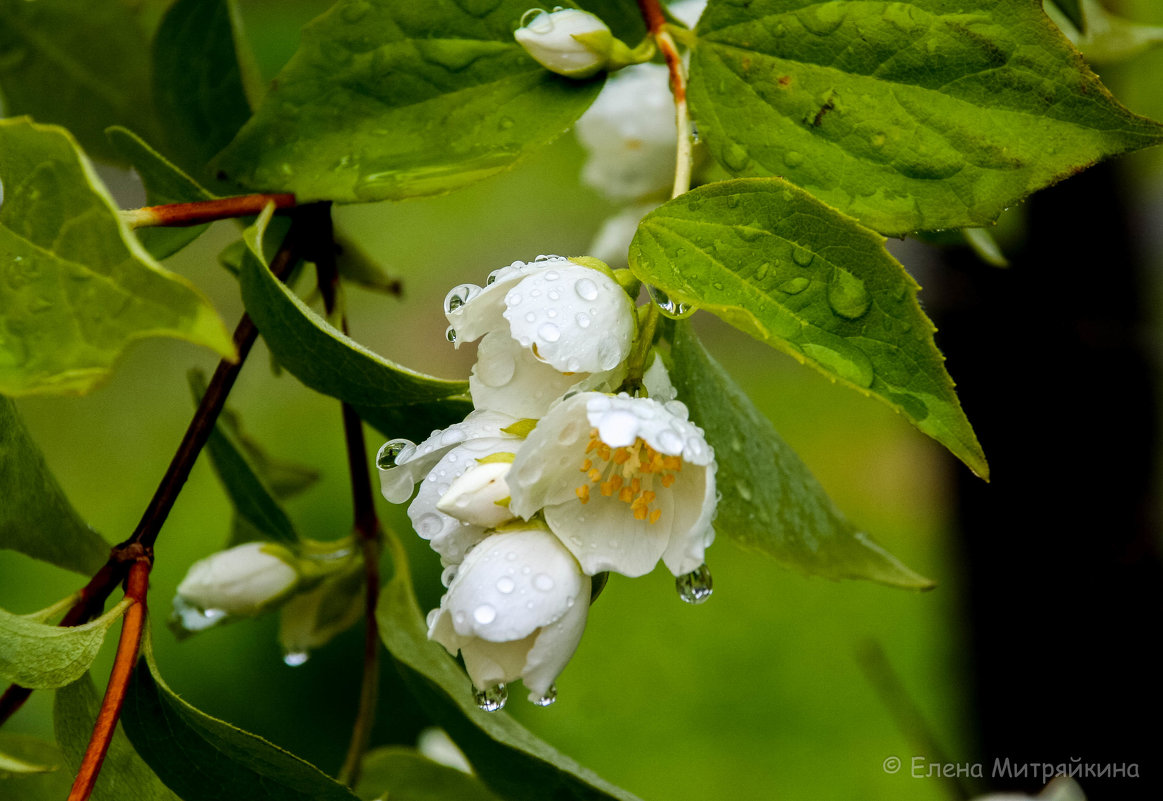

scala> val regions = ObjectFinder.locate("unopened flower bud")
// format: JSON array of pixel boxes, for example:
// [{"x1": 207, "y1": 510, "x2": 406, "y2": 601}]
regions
[
  {"x1": 514, "y1": 8, "x2": 615, "y2": 78},
  {"x1": 173, "y1": 542, "x2": 300, "y2": 632},
  {"x1": 436, "y1": 460, "x2": 516, "y2": 529}
]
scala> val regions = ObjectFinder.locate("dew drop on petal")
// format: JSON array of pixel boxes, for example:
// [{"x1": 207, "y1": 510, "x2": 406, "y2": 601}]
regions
[
  {"x1": 473, "y1": 603, "x2": 497, "y2": 625},
  {"x1": 525, "y1": 311, "x2": 537, "y2": 323},
  {"x1": 655, "y1": 428, "x2": 684, "y2": 454},
  {"x1": 473, "y1": 683, "x2": 508, "y2": 712},
  {"x1": 376, "y1": 438, "x2": 415, "y2": 469},
  {"x1": 506, "y1": 293, "x2": 523, "y2": 307},
  {"x1": 574, "y1": 277, "x2": 599, "y2": 301},
  {"x1": 676, "y1": 564, "x2": 713, "y2": 604},
  {"x1": 533, "y1": 573, "x2": 555, "y2": 592},
  {"x1": 545, "y1": 270, "x2": 559, "y2": 281},
  {"x1": 537, "y1": 322, "x2": 561, "y2": 343},
  {"x1": 532, "y1": 684, "x2": 558, "y2": 707},
  {"x1": 415, "y1": 514, "x2": 444, "y2": 538},
  {"x1": 496, "y1": 576, "x2": 516, "y2": 594},
  {"x1": 445, "y1": 326, "x2": 458, "y2": 343},
  {"x1": 441, "y1": 564, "x2": 458, "y2": 587},
  {"x1": 426, "y1": 608, "x2": 442, "y2": 628},
  {"x1": 575, "y1": 311, "x2": 591, "y2": 328},
  {"x1": 443, "y1": 283, "x2": 480, "y2": 313},
  {"x1": 283, "y1": 650, "x2": 310, "y2": 667},
  {"x1": 598, "y1": 409, "x2": 639, "y2": 448}
]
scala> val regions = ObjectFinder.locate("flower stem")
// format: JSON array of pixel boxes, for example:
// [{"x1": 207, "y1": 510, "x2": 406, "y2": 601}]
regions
[
  {"x1": 120, "y1": 193, "x2": 297, "y2": 228},
  {"x1": 66, "y1": 558, "x2": 151, "y2": 801},
  {"x1": 637, "y1": 0, "x2": 693, "y2": 199}
]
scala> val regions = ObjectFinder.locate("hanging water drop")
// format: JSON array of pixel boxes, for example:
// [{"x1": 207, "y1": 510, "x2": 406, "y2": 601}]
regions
[
  {"x1": 376, "y1": 438, "x2": 415, "y2": 469},
  {"x1": 283, "y1": 650, "x2": 310, "y2": 667},
  {"x1": 647, "y1": 285, "x2": 696, "y2": 319},
  {"x1": 443, "y1": 283, "x2": 480, "y2": 313},
  {"x1": 676, "y1": 564, "x2": 713, "y2": 604},
  {"x1": 532, "y1": 684, "x2": 558, "y2": 707},
  {"x1": 473, "y1": 683, "x2": 508, "y2": 712},
  {"x1": 445, "y1": 325, "x2": 458, "y2": 343}
]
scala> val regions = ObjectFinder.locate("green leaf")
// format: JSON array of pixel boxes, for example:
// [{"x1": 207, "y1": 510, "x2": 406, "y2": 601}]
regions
[
  {"x1": 0, "y1": 396, "x2": 109, "y2": 574},
  {"x1": 335, "y1": 233, "x2": 403, "y2": 296},
  {"x1": 0, "y1": 733, "x2": 70, "y2": 799},
  {"x1": 1049, "y1": 0, "x2": 1163, "y2": 64},
  {"x1": 667, "y1": 322, "x2": 933, "y2": 588},
  {"x1": 0, "y1": 0, "x2": 162, "y2": 164},
  {"x1": 688, "y1": 0, "x2": 1163, "y2": 234},
  {"x1": 355, "y1": 747, "x2": 502, "y2": 801},
  {"x1": 152, "y1": 0, "x2": 257, "y2": 180},
  {"x1": 238, "y1": 207, "x2": 473, "y2": 440},
  {"x1": 0, "y1": 118, "x2": 236, "y2": 396},
  {"x1": 1049, "y1": 0, "x2": 1085, "y2": 33},
  {"x1": 55, "y1": 674, "x2": 182, "y2": 801},
  {"x1": 629, "y1": 178, "x2": 987, "y2": 477},
  {"x1": 376, "y1": 530, "x2": 641, "y2": 801},
  {"x1": 189, "y1": 370, "x2": 304, "y2": 547},
  {"x1": 0, "y1": 599, "x2": 129, "y2": 689},
  {"x1": 215, "y1": 0, "x2": 604, "y2": 202},
  {"x1": 121, "y1": 646, "x2": 361, "y2": 801},
  {"x1": 106, "y1": 127, "x2": 216, "y2": 261}
]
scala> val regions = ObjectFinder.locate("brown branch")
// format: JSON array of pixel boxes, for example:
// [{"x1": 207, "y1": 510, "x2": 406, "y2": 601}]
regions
[
  {"x1": 121, "y1": 193, "x2": 297, "y2": 228},
  {"x1": 66, "y1": 558, "x2": 151, "y2": 801}
]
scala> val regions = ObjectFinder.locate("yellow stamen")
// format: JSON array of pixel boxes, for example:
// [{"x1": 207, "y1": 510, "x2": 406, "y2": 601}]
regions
[{"x1": 573, "y1": 428, "x2": 685, "y2": 525}]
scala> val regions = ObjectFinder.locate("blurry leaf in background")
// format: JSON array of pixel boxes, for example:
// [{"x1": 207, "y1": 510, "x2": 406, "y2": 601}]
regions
[
  {"x1": 689, "y1": 0, "x2": 1163, "y2": 234},
  {"x1": 630, "y1": 178, "x2": 987, "y2": 478},
  {"x1": 152, "y1": 0, "x2": 260, "y2": 183},
  {"x1": 0, "y1": 733, "x2": 70, "y2": 799},
  {"x1": 122, "y1": 645, "x2": 360, "y2": 801},
  {"x1": 1048, "y1": 0, "x2": 1163, "y2": 64},
  {"x1": 334, "y1": 232, "x2": 403, "y2": 297},
  {"x1": 376, "y1": 530, "x2": 642, "y2": 801},
  {"x1": 0, "y1": 118, "x2": 235, "y2": 396},
  {"x1": 55, "y1": 674, "x2": 182, "y2": 801},
  {"x1": 238, "y1": 207, "x2": 473, "y2": 441},
  {"x1": 354, "y1": 746, "x2": 502, "y2": 801},
  {"x1": 215, "y1": 0, "x2": 604, "y2": 202},
  {"x1": 668, "y1": 323, "x2": 933, "y2": 588},
  {"x1": 1048, "y1": 0, "x2": 1086, "y2": 32},
  {"x1": 278, "y1": 558, "x2": 364, "y2": 661},
  {"x1": 0, "y1": 598, "x2": 129, "y2": 689},
  {"x1": 106, "y1": 127, "x2": 216, "y2": 261},
  {"x1": 0, "y1": 0, "x2": 164, "y2": 164},
  {"x1": 0, "y1": 397, "x2": 109, "y2": 575}
]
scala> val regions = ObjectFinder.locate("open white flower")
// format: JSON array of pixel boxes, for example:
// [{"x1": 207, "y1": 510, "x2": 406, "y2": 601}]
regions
[
  {"x1": 428, "y1": 526, "x2": 590, "y2": 704},
  {"x1": 444, "y1": 257, "x2": 635, "y2": 418},
  {"x1": 514, "y1": 8, "x2": 614, "y2": 78},
  {"x1": 508, "y1": 392, "x2": 716, "y2": 577},
  {"x1": 172, "y1": 542, "x2": 301, "y2": 632}
]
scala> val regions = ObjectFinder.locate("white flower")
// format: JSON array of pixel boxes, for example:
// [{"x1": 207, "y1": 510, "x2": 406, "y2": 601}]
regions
[
  {"x1": 508, "y1": 392, "x2": 716, "y2": 577},
  {"x1": 575, "y1": 63, "x2": 677, "y2": 202},
  {"x1": 444, "y1": 257, "x2": 635, "y2": 418},
  {"x1": 436, "y1": 459, "x2": 515, "y2": 529},
  {"x1": 514, "y1": 8, "x2": 614, "y2": 78},
  {"x1": 172, "y1": 542, "x2": 300, "y2": 631},
  {"x1": 587, "y1": 201, "x2": 661, "y2": 268},
  {"x1": 669, "y1": 0, "x2": 708, "y2": 28},
  {"x1": 428, "y1": 527, "x2": 590, "y2": 703}
]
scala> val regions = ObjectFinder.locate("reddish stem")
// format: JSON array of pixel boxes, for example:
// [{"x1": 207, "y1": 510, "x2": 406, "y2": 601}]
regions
[
  {"x1": 124, "y1": 193, "x2": 296, "y2": 228},
  {"x1": 66, "y1": 559, "x2": 151, "y2": 801}
]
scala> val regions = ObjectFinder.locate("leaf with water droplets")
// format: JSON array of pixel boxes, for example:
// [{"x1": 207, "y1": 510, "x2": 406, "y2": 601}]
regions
[
  {"x1": 0, "y1": 118, "x2": 236, "y2": 396},
  {"x1": 215, "y1": 0, "x2": 603, "y2": 202},
  {"x1": 688, "y1": 0, "x2": 1163, "y2": 234},
  {"x1": 376, "y1": 529, "x2": 643, "y2": 801},
  {"x1": 238, "y1": 207, "x2": 472, "y2": 440},
  {"x1": 667, "y1": 322, "x2": 933, "y2": 588},
  {"x1": 0, "y1": 600, "x2": 129, "y2": 689},
  {"x1": 630, "y1": 178, "x2": 987, "y2": 478},
  {"x1": 120, "y1": 644, "x2": 360, "y2": 801},
  {"x1": 0, "y1": 396, "x2": 110, "y2": 574}
]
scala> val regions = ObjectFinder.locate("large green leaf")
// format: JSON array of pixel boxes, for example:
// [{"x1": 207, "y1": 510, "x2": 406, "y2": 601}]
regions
[
  {"x1": 630, "y1": 178, "x2": 987, "y2": 477},
  {"x1": 238, "y1": 208, "x2": 472, "y2": 440},
  {"x1": 0, "y1": 396, "x2": 109, "y2": 575},
  {"x1": 121, "y1": 647, "x2": 360, "y2": 801},
  {"x1": 0, "y1": 118, "x2": 235, "y2": 396},
  {"x1": 55, "y1": 674, "x2": 182, "y2": 801},
  {"x1": 106, "y1": 127, "x2": 216, "y2": 261},
  {"x1": 1049, "y1": 0, "x2": 1163, "y2": 64},
  {"x1": 355, "y1": 747, "x2": 502, "y2": 801},
  {"x1": 152, "y1": 0, "x2": 257, "y2": 180},
  {"x1": 0, "y1": 0, "x2": 162, "y2": 164},
  {"x1": 215, "y1": 0, "x2": 603, "y2": 202},
  {"x1": 688, "y1": 0, "x2": 1163, "y2": 234},
  {"x1": 0, "y1": 733, "x2": 70, "y2": 799},
  {"x1": 0, "y1": 599, "x2": 129, "y2": 689},
  {"x1": 376, "y1": 530, "x2": 641, "y2": 801},
  {"x1": 667, "y1": 322, "x2": 932, "y2": 588}
]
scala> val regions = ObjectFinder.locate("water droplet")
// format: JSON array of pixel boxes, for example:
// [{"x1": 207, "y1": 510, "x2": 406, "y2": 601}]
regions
[
  {"x1": 533, "y1": 573, "x2": 555, "y2": 592},
  {"x1": 573, "y1": 276, "x2": 599, "y2": 301},
  {"x1": 689, "y1": 122, "x2": 702, "y2": 145},
  {"x1": 735, "y1": 480, "x2": 753, "y2": 501},
  {"x1": 791, "y1": 246, "x2": 815, "y2": 267},
  {"x1": 544, "y1": 270, "x2": 560, "y2": 281},
  {"x1": 473, "y1": 683, "x2": 508, "y2": 712},
  {"x1": 574, "y1": 311, "x2": 591, "y2": 329},
  {"x1": 444, "y1": 283, "x2": 480, "y2": 313},
  {"x1": 534, "y1": 254, "x2": 561, "y2": 262},
  {"x1": 779, "y1": 276, "x2": 810, "y2": 295},
  {"x1": 784, "y1": 150, "x2": 805, "y2": 168},
  {"x1": 416, "y1": 513, "x2": 445, "y2": 538},
  {"x1": 441, "y1": 565, "x2": 458, "y2": 587},
  {"x1": 532, "y1": 684, "x2": 558, "y2": 707},
  {"x1": 655, "y1": 428, "x2": 684, "y2": 454},
  {"x1": 445, "y1": 326, "x2": 458, "y2": 343},
  {"x1": 537, "y1": 322, "x2": 561, "y2": 343},
  {"x1": 376, "y1": 438, "x2": 415, "y2": 469},
  {"x1": 676, "y1": 564, "x2": 713, "y2": 604},
  {"x1": 283, "y1": 650, "x2": 310, "y2": 667},
  {"x1": 498, "y1": 116, "x2": 515, "y2": 130},
  {"x1": 496, "y1": 576, "x2": 516, "y2": 594},
  {"x1": 473, "y1": 604, "x2": 497, "y2": 625},
  {"x1": 476, "y1": 351, "x2": 515, "y2": 387},
  {"x1": 506, "y1": 292, "x2": 522, "y2": 307},
  {"x1": 647, "y1": 285, "x2": 696, "y2": 319},
  {"x1": 722, "y1": 143, "x2": 751, "y2": 172},
  {"x1": 755, "y1": 262, "x2": 771, "y2": 280},
  {"x1": 827, "y1": 268, "x2": 871, "y2": 319}
]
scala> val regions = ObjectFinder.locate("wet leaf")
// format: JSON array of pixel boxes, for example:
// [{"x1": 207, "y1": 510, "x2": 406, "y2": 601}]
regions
[
  {"x1": 689, "y1": 0, "x2": 1163, "y2": 234},
  {"x1": 0, "y1": 118, "x2": 235, "y2": 396},
  {"x1": 0, "y1": 396, "x2": 109, "y2": 575},
  {"x1": 629, "y1": 178, "x2": 987, "y2": 477},
  {"x1": 0, "y1": 599, "x2": 129, "y2": 689},
  {"x1": 667, "y1": 322, "x2": 933, "y2": 588},
  {"x1": 215, "y1": 0, "x2": 603, "y2": 202}
]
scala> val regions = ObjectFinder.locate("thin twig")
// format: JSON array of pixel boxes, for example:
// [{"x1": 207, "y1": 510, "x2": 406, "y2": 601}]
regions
[
  {"x1": 66, "y1": 558, "x2": 151, "y2": 801},
  {"x1": 637, "y1": 0, "x2": 693, "y2": 199},
  {"x1": 121, "y1": 193, "x2": 297, "y2": 228}
]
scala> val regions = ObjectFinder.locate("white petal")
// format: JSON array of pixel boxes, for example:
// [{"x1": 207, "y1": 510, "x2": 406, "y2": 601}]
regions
[
  {"x1": 458, "y1": 632, "x2": 538, "y2": 691},
  {"x1": 441, "y1": 529, "x2": 585, "y2": 643},
  {"x1": 508, "y1": 393, "x2": 596, "y2": 518},
  {"x1": 587, "y1": 203, "x2": 660, "y2": 269},
  {"x1": 585, "y1": 394, "x2": 714, "y2": 465},
  {"x1": 502, "y1": 264, "x2": 634, "y2": 374},
  {"x1": 642, "y1": 353, "x2": 677, "y2": 402},
  {"x1": 545, "y1": 500, "x2": 670, "y2": 577},
  {"x1": 469, "y1": 331, "x2": 581, "y2": 418},
  {"x1": 660, "y1": 459, "x2": 718, "y2": 576},
  {"x1": 175, "y1": 543, "x2": 300, "y2": 616},
  {"x1": 436, "y1": 461, "x2": 515, "y2": 529},
  {"x1": 520, "y1": 580, "x2": 589, "y2": 700},
  {"x1": 444, "y1": 261, "x2": 536, "y2": 342}
]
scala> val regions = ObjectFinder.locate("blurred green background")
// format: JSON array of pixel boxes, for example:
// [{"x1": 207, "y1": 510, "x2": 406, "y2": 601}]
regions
[{"x1": 4, "y1": 1, "x2": 1163, "y2": 799}]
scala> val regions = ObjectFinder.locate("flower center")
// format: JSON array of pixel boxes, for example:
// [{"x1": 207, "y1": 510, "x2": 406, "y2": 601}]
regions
[{"x1": 574, "y1": 429, "x2": 682, "y2": 523}]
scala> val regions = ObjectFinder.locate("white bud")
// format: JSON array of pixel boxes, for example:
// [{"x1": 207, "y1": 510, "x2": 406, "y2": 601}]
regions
[
  {"x1": 174, "y1": 542, "x2": 300, "y2": 622},
  {"x1": 514, "y1": 8, "x2": 613, "y2": 78},
  {"x1": 436, "y1": 460, "x2": 516, "y2": 529}
]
